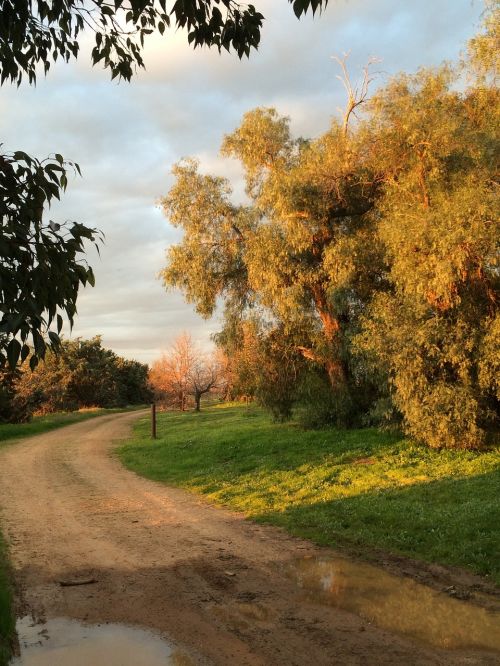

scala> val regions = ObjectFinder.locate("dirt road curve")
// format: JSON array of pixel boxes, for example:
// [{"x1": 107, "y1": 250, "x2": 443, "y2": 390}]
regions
[{"x1": 0, "y1": 412, "x2": 496, "y2": 665}]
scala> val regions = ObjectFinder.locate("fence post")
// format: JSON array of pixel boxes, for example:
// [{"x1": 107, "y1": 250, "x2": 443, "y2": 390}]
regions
[{"x1": 151, "y1": 403, "x2": 157, "y2": 439}]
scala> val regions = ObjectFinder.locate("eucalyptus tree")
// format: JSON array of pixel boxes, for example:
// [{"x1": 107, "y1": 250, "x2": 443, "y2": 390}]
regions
[
  {"x1": 356, "y1": 5, "x2": 499, "y2": 449},
  {"x1": 161, "y1": 4, "x2": 499, "y2": 445},
  {"x1": 161, "y1": 105, "x2": 384, "y2": 421},
  {"x1": 0, "y1": 151, "x2": 100, "y2": 371},
  {"x1": 1, "y1": 0, "x2": 328, "y2": 85}
]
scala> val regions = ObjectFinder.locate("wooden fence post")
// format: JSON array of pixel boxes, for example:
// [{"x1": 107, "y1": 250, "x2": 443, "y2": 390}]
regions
[{"x1": 151, "y1": 403, "x2": 157, "y2": 439}]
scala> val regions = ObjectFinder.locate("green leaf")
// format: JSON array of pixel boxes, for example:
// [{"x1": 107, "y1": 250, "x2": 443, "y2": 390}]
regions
[
  {"x1": 7, "y1": 338, "x2": 21, "y2": 369},
  {"x1": 48, "y1": 331, "x2": 60, "y2": 347}
]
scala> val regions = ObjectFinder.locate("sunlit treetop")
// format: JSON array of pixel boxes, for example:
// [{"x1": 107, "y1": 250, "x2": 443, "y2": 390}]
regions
[{"x1": 467, "y1": 0, "x2": 499, "y2": 82}]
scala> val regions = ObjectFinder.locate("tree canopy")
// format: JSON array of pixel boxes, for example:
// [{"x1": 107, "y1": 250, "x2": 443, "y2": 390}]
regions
[
  {"x1": 1, "y1": 0, "x2": 329, "y2": 85},
  {"x1": 161, "y1": 5, "x2": 499, "y2": 448},
  {"x1": 161, "y1": 100, "x2": 386, "y2": 423},
  {"x1": 0, "y1": 151, "x2": 101, "y2": 371},
  {"x1": 4, "y1": 335, "x2": 151, "y2": 421}
]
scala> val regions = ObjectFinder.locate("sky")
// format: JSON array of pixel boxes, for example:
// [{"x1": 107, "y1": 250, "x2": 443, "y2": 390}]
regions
[{"x1": 0, "y1": 0, "x2": 484, "y2": 365}]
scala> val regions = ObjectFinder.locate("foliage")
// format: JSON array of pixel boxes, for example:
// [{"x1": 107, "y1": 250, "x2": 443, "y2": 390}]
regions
[
  {"x1": 0, "y1": 0, "x2": 328, "y2": 383},
  {"x1": 0, "y1": 368, "x2": 35, "y2": 424},
  {"x1": 161, "y1": 16, "x2": 499, "y2": 447},
  {"x1": 214, "y1": 318, "x2": 307, "y2": 418},
  {"x1": 0, "y1": 0, "x2": 328, "y2": 85},
  {"x1": 0, "y1": 151, "x2": 100, "y2": 370},
  {"x1": 295, "y1": 371, "x2": 353, "y2": 429},
  {"x1": 467, "y1": 0, "x2": 499, "y2": 83},
  {"x1": 356, "y1": 60, "x2": 499, "y2": 449},
  {"x1": 149, "y1": 332, "x2": 222, "y2": 411},
  {"x1": 119, "y1": 404, "x2": 500, "y2": 583},
  {"x1": 116, "y1": 357, "x2": 152, "y2": 405},
  {"x1": 161, "y1": 106, "x2": 384, "y2": 422},
  {"x1": 11, "y1": 336, "x2": 151, "y2": 420},
  {"x1": 249, "y1": 326, "x2": 305, "y2": 421}
]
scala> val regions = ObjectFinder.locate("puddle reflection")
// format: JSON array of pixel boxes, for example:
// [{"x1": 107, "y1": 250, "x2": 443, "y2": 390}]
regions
[
  {"x1": 11, "y1": 616, "x2": 193, "y2": 665},
  {"x1": 286, "y1": 556, "x2": 500, "y2": 652}
]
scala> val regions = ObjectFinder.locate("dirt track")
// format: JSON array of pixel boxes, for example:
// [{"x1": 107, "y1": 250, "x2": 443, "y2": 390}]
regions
[{"x1": 0, "y1": 411, "x2": 498, "y2": 665}]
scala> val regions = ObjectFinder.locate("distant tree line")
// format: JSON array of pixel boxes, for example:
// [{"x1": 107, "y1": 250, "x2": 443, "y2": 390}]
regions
[
  {"x1": 160, "y1": 5, "x2": 499, "y2": 449},
  {"x1": 0, "y1": 336, "x2": 152, "y2": 423}
]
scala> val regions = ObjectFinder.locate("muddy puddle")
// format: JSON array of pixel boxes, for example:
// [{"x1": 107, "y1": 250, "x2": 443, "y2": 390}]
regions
[
  {"x1": 11, "y1": 616, "x2": 194, "y2": 665},
  {"x1": 286, "y1": 556, "x2": 500, "y2": 653}
]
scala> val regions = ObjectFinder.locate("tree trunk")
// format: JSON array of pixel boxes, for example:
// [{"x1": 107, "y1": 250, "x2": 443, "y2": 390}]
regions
[
  {"x1": 194, "y1": 393, "x2": 201, "y2": 412},
  {"x1": 325, "y1": 358, "x2": 346, "y2": 389},
  {"x1": 310, "y1": 283, "x2": 347, "y2": 389}
]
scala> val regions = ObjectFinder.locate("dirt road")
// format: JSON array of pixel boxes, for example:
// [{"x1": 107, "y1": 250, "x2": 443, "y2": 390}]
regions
[{"x1": 0, "y1": 411, "x2": 497, "y2": 665}]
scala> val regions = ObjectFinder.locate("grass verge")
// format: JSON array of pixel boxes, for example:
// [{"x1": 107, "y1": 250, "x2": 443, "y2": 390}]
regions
[
  {"x1": 118, "y1": 404, "x2": 500, "y2": 584},
  {"x1": 0, "y1": 535, "x2": 14, "y2": 666},
  {"x1": 0, "y1": 405, "x2": 146, "y2": 449}
]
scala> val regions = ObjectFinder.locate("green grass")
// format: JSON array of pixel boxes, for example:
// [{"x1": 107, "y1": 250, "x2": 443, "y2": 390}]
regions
[
  {"x1": 118, "y1": 404, "x2": 500, "y2": 584},
  {"x1": 0, "y1": 535, "x2": 14, "y2": 666},
  {"x1": 0, "y1": 405, "x2": 146, "y2": 449}
]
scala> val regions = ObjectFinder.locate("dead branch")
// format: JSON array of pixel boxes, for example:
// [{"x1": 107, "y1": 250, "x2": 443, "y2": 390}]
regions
[{"x1": 332, "y1": 52, "x2": 381, "y2": 136}]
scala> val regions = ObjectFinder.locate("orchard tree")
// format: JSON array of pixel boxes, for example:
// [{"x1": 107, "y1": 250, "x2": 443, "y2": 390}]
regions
[
  {"x1": 149, "y1": 332, "x2": 194, "y2": 410},
  {"x1": 189, "y1": 355, "x2": 221, "y2": 411},
  {"x1": 149, "y1": 333, "x2": 222, "y2": 411},
  {"x1": 0, "y1": 0, "x2": 329, "y2": 370}
]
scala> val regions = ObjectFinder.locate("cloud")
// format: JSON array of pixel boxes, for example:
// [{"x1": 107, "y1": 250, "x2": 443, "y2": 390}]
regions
[{"x1": 0, "y1": 0, "x2": 483, "y2": 364}]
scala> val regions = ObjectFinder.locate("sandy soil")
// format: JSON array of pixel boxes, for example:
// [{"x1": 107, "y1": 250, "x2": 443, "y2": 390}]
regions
[{"x1": 0, "y1": 411, "x2": 498, "y2": 665}]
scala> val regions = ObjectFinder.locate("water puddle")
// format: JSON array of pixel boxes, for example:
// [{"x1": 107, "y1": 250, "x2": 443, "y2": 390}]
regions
[
  {"x1": 11, "y1": 616, "x2": 193, "y2": 665},
  {"x1": 285, "y1": 556, "x2": 500, "y2": 653}
]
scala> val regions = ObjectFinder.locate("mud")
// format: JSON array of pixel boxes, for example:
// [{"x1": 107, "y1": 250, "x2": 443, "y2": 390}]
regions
[
  {"x1": 0, "y1": 411, "x2": 499, "y2": 665},
  {"x1": 285, "y1": 555, "x2": 500, "y2": 652}
]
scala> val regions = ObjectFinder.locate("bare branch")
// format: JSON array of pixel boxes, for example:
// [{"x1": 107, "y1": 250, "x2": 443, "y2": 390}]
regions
[{"x1": 332, "y1": 52, "x2": 381, "y2": 136}]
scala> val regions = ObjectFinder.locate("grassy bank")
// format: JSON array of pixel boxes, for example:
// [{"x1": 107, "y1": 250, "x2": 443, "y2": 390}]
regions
[
  {"x1": 0, "y1": 535, "x2": 14, "y2": 666},
  {"x1": 118, "y1": 404, "x2": 500, "y2": 584},
  {"x1": 0, "y1": 405, "x2": 146, "y2": 449}
]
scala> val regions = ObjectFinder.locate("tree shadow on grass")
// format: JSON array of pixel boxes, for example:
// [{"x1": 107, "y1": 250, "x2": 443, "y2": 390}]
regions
[{"x1": 255, "y1": 471, "x2": 500, "y2": 583}]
